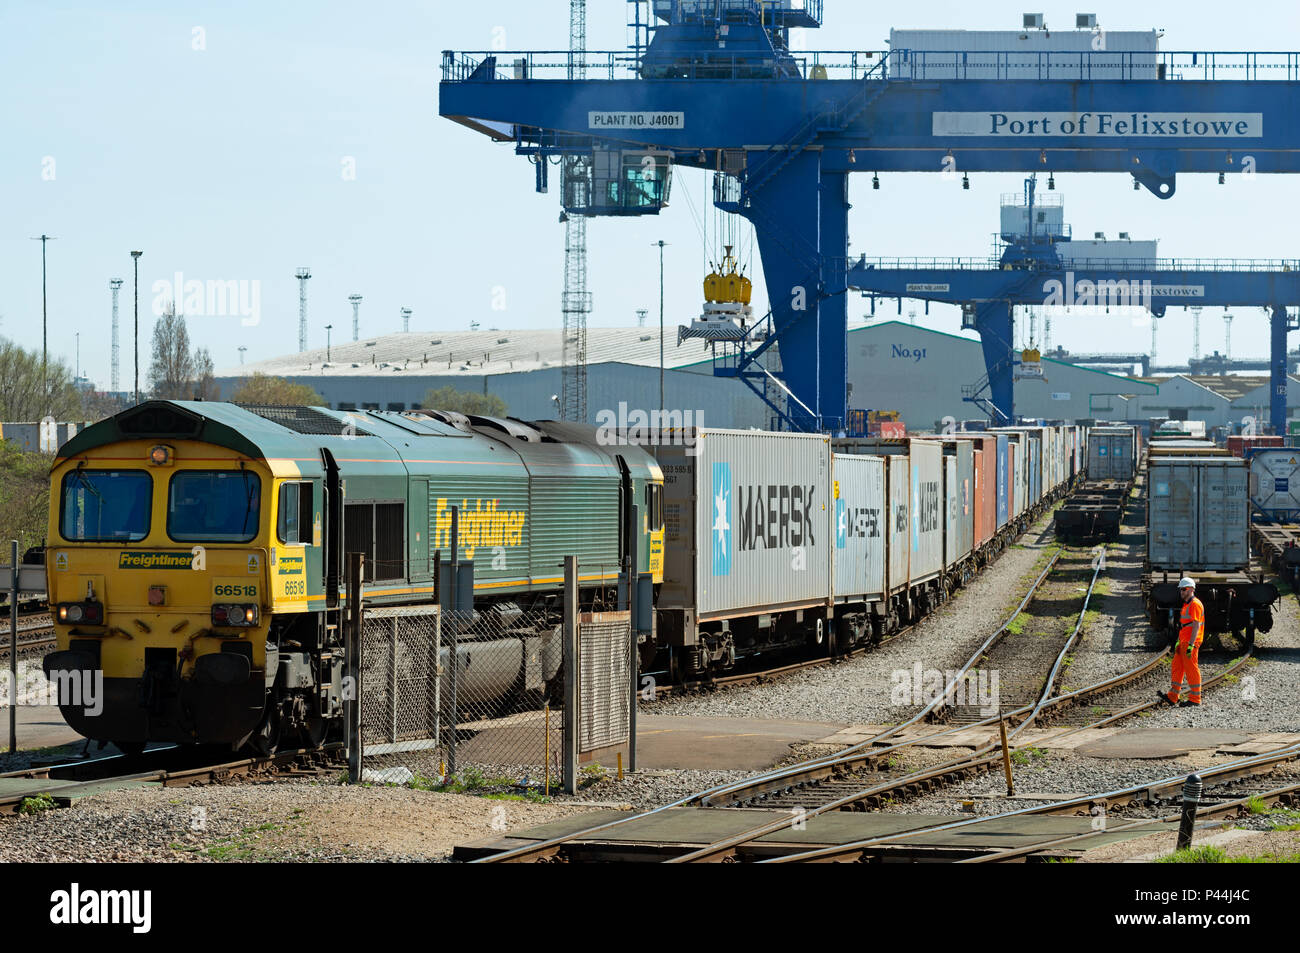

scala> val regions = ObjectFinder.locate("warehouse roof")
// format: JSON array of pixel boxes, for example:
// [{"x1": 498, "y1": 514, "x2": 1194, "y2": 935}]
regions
[
  {"x1": 1135, "y1": 374, "x2": 1273, "y2": 403},
  {"x1": 217, "y1": 326, "x2": 720, "y2": 379}
]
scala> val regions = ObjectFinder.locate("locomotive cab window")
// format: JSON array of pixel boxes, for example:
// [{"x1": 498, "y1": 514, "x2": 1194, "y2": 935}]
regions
[
  {"x1": 646, "y1": 483, "x2": 664, "y2": 532},
  {"x1": 60, "y1": 470, "x2": 152, "y2": 542},
  {"x1": 168, "y1": 470, "x2": 262, "y2": 543},
  {"x1": 277, "y1": 482, "x2": 314, "y2": 545}
]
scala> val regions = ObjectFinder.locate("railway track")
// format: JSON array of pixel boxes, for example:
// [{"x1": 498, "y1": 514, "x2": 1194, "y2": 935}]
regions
[
  {"x1": 770, "y1": 743, "x2": 1300, "y2": 863},
  {"x1": 0, "y1": 743, "x2": 346, "y2": 815},
  {"x1": 474, "y1": 543, "x2": 1265, "y2": 863}
]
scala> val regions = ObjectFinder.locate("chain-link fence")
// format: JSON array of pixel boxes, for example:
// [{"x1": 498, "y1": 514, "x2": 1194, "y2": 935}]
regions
[{"x1": 359, "y1": 604, "x2": 569, "y2": 789}]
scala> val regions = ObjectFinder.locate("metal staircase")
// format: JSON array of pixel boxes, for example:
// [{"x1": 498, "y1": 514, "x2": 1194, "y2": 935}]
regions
[
  {"x1": 962, "y1": 370, "x2": 1011, "y2": 423},
  {"x1": 739, "y1": 67, "x2": 889, "y2": 201}
]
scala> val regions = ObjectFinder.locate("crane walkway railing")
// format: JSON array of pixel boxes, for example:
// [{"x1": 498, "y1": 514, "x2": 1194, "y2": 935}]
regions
[
  {"x1": 855, "y1": 256, "x2": 1300, "y2": 274},
  {"x1": 442, "y1": 49, "x2": 1300, "y2": 84}
]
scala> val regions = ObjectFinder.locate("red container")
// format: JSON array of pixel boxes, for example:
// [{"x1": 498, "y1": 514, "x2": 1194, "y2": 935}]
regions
[
  {"x1": 918, "y1": 433, "x2": 997, "y2": 552},
  {"x1": 877, "y1": 421, "x2": 907, "y2": 439},
  {"x1": 1229, "y1": 434, "x2": 1284, "y2": 457},
  {"x1": 965, "y1": 435, "x2": 998, "y2": 551}
]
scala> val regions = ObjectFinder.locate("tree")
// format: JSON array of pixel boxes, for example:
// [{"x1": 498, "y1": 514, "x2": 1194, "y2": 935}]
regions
[
  {"x1": 148, "y1": 304, "x2": 196, "y2": 399},
  {"x1": 421, "y1": 385, "x2": 508, "y2": 417},
  {"x1": 0, "y1": 439, "x2": 51, "y2": 554},
  {"x1": 193, "y1": 348, "x2": 218, "y2": 401},
  {"x1": 231, "y1": 374, "x2": 324, "y2": 406},
  {"x1": 0, "y1": 337, "x2": 86, "y2": 421}
]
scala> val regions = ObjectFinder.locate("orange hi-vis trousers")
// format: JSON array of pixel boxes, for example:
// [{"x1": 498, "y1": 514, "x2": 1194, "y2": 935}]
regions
[{"x1": 1167, "y1": 637, "x2": 1202, "y2": 704}]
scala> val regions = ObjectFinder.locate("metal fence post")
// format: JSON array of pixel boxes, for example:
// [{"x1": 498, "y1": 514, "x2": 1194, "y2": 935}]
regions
[
  {"x1": 448, "y1": 505, "x2": 459, "y2": 777},
  {"x1": 627, "y1": 507, "x2": 638, "y2": 775},
  {"x1": 563, "y1": 555, "x2": 578, "y2": 795},
  {"x1": 346, "y1": 551, "x2": 364, "y2": 782},
  {"x1": 9, "y1": 540, "x2": 18, "y2": 755}
]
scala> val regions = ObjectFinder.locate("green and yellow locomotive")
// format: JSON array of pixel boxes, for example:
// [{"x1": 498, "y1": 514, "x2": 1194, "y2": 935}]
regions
[{"x1": 44, "y1": 401, "x2": 663, "y2": 752}]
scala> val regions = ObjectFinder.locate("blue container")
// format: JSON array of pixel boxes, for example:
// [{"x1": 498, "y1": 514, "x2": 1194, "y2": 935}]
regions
[{"x1": 995, "y1": 434, "x2": 1009, "y2": 528}]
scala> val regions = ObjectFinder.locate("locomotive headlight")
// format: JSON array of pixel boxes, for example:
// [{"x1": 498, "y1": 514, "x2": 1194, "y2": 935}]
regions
[
  {"x1": 56, "y1": 602, "x2": 102, "y2": 626},
  {"x1": 212, "y1": 604, "x2": 259, "y2": 627}
]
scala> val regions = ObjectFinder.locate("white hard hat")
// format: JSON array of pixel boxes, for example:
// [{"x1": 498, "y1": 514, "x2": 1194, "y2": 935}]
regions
[{"x1": 1178, "y1": 577, "x2": 1196, "y2": 590}]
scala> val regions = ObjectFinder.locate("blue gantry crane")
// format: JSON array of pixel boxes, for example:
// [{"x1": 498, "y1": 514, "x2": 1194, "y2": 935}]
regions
[
  {"x1": 440, "y1": 1, "x2": 1300, "y2": 432},
  {"x1": 849, "y1": 174, "x2": 1300, "y2": 431}
]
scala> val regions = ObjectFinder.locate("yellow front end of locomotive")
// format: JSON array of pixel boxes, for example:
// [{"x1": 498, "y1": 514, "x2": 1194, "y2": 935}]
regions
[{"x1": 46, "y1": 439, "x2": 281, "y2": 745}]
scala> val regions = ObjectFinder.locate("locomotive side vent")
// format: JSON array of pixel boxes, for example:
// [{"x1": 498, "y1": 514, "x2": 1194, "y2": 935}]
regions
[{"x1": 237, "y1": 404, "x2": 373, "y2": 437}]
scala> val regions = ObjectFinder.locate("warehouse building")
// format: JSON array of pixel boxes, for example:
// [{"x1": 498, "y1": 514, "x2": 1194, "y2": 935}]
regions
[
  {"x1": 215, "y1": 320, "x2": 1156, "y2": 431},
  {"x1": 1129, "y1": 374, "x2": 1300, "y2": 430}
]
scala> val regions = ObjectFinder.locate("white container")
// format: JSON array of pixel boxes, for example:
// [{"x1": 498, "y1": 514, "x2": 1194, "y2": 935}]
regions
[
  {"x1": 831, "y1": 454, "x2": 887, "y2": 603},
  {"x1": 888, "y1": 28, "x2": 1160, "y2": 81},
  {"x1": 656, "y1": 429, "x2": 832, "y2": 620},
  {"x1": 1057, "y1": 239, "x2": 1159, "y2": 264},
  {"x1": 886, "y1": 454, "x2": 911, "y2": 593},
  {"x1": 843, "y1": 438, "x2": 944, "y2": 585},
  {"x1": 1148, "y1": 457, "x2": 1249, "y2": 571}
]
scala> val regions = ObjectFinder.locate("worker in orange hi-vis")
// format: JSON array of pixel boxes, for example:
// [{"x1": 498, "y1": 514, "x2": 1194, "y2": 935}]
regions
[{"x1": 1160, "y1": 577, "x2": 1204, "y2": 707}]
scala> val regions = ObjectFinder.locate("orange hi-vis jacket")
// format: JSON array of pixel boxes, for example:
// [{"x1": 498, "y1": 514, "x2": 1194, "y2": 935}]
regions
[{"x1": 1179, "y1": 597, "x2": 1205, "y2": 644}]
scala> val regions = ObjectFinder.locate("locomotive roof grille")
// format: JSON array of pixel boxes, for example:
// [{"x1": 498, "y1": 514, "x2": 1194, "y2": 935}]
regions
[
  {"x1": 117, "y1": 404, "x2": 204, "y2": 439},
  {"x1": 236, "y1": 404, "x2": 373, "y2": 437}
]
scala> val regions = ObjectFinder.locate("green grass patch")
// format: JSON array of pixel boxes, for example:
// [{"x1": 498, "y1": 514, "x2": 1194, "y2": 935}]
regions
[
  {"x1": 1160, "y1": 844, "x2": 1300, "y2": 863},
  {"x1": 1247, "y1": 795, "x2": 1269, "y2": 815},
  {"x1": 410, "y1": 765, "x2": 554, "y2": 802},
  {"x1": 1006, "y1": 613, "x2": 1028, "y2": 635},
  {"x1": 1011, "y1": 746, "x2": 1048, "y2": 767},
  {"x1": 17, "y1": 793, "x2": 57, "y2": 815}
]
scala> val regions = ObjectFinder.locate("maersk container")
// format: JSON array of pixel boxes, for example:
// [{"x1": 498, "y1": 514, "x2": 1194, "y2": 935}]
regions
[
  {"x1": 1248, "y1": 449, "x2": 1300, "y2": 519},
  {"x1": 656, "y1": 429, "x2": 831, "y2": 620},
  {"x1": 1148, "y1": 457, "x2": 1249, "y2": 572},
  {"x1": 831, "y1": 454, "x2": 887, "y2": 603},
  {"x1": 841, "y1": 438, "x2": 944, "y2": 585},
  {"x1": 885, "y1": 454, "x2": 910, "y2": 593},
  {"x1": 915, "y1": 435, "x2": 975, "y2": 569}
]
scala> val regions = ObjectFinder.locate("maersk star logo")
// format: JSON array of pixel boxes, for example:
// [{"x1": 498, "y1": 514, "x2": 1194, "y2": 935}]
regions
[
  {"x1": 836, "y1": 498, "x2": 847, "y2": 549},
  {"x1": 712, "y1": 462, "x2": 732, "y2": 576}
]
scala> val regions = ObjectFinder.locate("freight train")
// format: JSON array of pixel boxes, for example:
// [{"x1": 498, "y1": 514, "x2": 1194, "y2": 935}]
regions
[
  {"x1": 42, "y1": 401, "x2": 1085, "y2": 752},
  {"x1": 1055, "y1": 425, "x2": 1139, "y2": 542},
  {"x1": 43, "y1": 401, "x2": 664, "y2": 753}
]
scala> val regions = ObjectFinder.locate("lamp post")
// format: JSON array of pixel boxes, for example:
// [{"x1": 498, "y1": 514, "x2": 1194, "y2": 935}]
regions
[
  {"x1": 30, "y1": 235, "x2": 55, "y2": 399},
  {"x1": 131, "y1": 251, "x2": 143, "y2": 404},
  {"x1": 324, "y1": 324, "x2": 333, "y2": 362},
  {"x1": 654, "y1": 240, "x2": 668, "y2": 415}
]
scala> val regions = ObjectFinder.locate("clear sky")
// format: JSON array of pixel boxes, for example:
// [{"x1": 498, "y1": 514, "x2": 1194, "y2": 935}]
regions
[{"x1": 5, "y1": 0, "x2": 1300, "y2": 390}]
